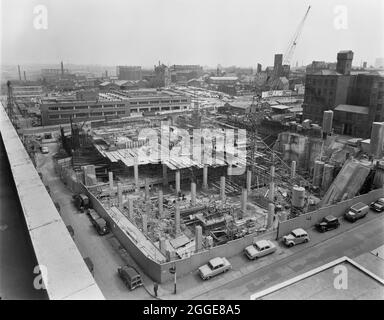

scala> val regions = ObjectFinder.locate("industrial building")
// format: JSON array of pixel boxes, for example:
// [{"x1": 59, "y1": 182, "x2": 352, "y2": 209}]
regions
[
  {"x1": 303, "y1": 51, "x2": 384, "y2": 138},
  {"x1": 116, "y1": 66, "x2": 143, "y2": 81},
  {"x1": 39, "y1": 89, "x2": 191, "y2": 125}
]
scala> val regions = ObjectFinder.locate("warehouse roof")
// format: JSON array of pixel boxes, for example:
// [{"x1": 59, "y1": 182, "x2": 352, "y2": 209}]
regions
[{"x1": 334, "y1": 104, "x2": 370, "y2": 114}]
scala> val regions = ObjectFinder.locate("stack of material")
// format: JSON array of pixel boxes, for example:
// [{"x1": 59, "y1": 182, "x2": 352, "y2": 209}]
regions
[{"x1": 320, "y1": 159, "x2": 371, "y2": 207}]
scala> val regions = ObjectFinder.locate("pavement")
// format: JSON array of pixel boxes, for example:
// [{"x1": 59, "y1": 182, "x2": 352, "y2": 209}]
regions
[{"x1": 36, "y1": 142, "x2": 155, "y2": 300}]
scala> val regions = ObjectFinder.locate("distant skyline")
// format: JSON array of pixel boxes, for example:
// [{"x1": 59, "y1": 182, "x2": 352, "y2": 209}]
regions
[{"x1": 1, "y1": 0, "x2": 383, "y2": 68}]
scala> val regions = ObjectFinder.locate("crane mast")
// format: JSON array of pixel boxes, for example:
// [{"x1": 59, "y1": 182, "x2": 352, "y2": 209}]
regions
[{"x1": 283, "y1": 5, "x2": 311, "y2": 66}]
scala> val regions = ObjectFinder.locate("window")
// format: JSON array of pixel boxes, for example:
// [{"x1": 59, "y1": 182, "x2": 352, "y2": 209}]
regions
[
  {"x1": 75, "y1": 105, "x2": 88, "y2": 110},
  {"x1": 139, "y1": 108, "x2": 149, "y2": 112},
  {"x1": 117, "y1": 111, "x2": 125, "y2": 115},
  {"x1": 49, "y1": 115, "x2": 60, "y2": 119},
  {"x1": 49, "y1": 107, "x2": 59, "y2": 110},
  {"x1": 103, "y1": 111, "x2": 114, "y2": 115},
  {"x1": 90, "y1": 105, "x2": 101, "y2": 109},
  {"x1": 162, "y1": 106, "x2": 170, "y2": 110},
  {"x1": 131, "y1": 108, "x2": 138, "y2": 112},
  {"x1": 60, "y1": 114, "x2": 71, "y2": 118},
  {"x1": 104, "y1": 104, "x2": 114, "y2": 108},
  {"x1": 139, "y1": 101, "x2": 149, "y2": 105},
  {"x1": 130, "y1": 102, "x2": 138, "y2": 105},
  {"x1": 61, "y1": 106, "x2": 74, "y2": 110},
  {"x1": 91, "y1": 112, "x2": 102, "y2": 116},
  {"x1": 76, "y1": 113, "x2": 88, "y2": 118},
  {"x1": 172, "y1": 106, "x2": 180, "y2": 110},
  {"x1": 152, "y1": 107, "x2": 159, "y2": 111}
]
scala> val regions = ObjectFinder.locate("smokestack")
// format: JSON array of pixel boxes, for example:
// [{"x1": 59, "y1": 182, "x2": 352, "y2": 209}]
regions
[
  {"x1": 23, "y1": 71, "x2": 27, "y2": 81},
  {"x1": 18, "y1": 65, "x2": 21, "y2": 81},
  {"x1": 61, "y1": 61, "x2": 64, "y2": 75}
]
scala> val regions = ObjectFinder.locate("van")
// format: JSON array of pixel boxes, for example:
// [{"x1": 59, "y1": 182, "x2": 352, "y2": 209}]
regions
[
  {"x1": 73, "y1": 193, "x2": 90, "y2": 212},
  {"x1": 345, "y1": 202, "x2": 369, "y2": 222},
  {"x1": 118, "y1": 266, "x2": 143, "y2": 290}
]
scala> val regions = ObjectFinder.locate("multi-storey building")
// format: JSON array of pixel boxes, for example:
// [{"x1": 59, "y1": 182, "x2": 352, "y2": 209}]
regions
[
  {"x1": 40, "y1": 89, "x2": 191, "y2": 125},
  {"x1": 116, "y1": 66, "x2": 142, "y2": 81},
  {"x1": 302, "y1": 50, "x2": 384, "y2": 138}
]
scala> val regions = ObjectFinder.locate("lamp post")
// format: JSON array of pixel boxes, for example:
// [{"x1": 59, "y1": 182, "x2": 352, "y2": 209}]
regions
[{"x1": 169, "y1": 263, "x2": 177, "y2": 294}]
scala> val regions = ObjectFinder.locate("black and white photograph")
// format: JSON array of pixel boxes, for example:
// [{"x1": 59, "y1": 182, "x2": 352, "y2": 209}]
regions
[{"x1": 0, "y1": 0, "x2": 383, "y2": 309}]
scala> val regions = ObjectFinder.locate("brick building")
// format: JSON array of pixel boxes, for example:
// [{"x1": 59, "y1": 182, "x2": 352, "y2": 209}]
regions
[{"x1": 302, "y1": 50, "x2": 384, "y2": 138}]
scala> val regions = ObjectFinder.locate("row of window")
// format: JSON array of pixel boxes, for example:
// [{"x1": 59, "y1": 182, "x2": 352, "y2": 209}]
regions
[
  {"x1": 307, "y1": 78, "x2": 336, "y2": 87},
  {"x1": 130, "y1": 99, "x2": 188, "y2": 105},
  {"x1": 48, "y1": 111, "x2": 126, "y2": 119},
  {"x1": 130, "y1": 106, "x2": 187, "y2": 112},
  {"x1": 48, "y1": 104, "x2": 126, "y2": 111}
]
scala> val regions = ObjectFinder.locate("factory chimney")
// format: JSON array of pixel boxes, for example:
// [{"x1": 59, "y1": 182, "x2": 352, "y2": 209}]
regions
[
  {"x1": 61, "y1": 61, "x2": 64, "y2": 75},
  {"x1": 23, "y1": 71, "x2": 26, "y2": 81},
  {"x1": 18, "y1": 65, "x2": 22, "y2": 81}
]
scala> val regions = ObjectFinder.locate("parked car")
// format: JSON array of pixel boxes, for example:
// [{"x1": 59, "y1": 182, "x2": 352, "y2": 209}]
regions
[
  {"x1": 118, "y1": 266, "x2": 143, "y2": 290},
  {"x1": 198, "y1": 257, "x2": 231, "y2": 280},
  {"x1": 315, "y1": 215, "x2": 340, "y2": 232},
  {"x1": 244, "y1": 239, "x2": 276, "y2": 260},
  {"x1": 73, "y1": 193, "x2": 90, "y2": 212},
  {"x1": 40, "y1": 146, "x2": 49, "y2": 154},
  {"x1": 345, "y1": 202, "x2": 369, "y2": 222},
  {"x1": 370, "y1": 198, "x2": 384, "y2": 212},
  {"x1": 283, "y1": 228, "x2": 310, "y2": 247},
  {"x1": 88, "y1": 209, "x2": 109, "y2": 235}
]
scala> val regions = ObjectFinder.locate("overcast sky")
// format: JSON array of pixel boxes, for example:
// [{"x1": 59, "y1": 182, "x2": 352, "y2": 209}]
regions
[{"x1": 1, "y1": 0, "x2": 383, "y2": 68}]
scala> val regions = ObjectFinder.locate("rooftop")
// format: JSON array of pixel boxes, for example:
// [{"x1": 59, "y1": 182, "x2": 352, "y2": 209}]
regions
[{"x1": 251, "y1": 256, "x2": 384, "y2": 300}]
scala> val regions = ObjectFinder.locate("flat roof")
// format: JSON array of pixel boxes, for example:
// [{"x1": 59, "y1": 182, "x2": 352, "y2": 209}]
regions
[
  {"x1": 334, "y1": 104, "x2": 370, "y2": 114},
  {"x1": 251, "y1": 256, "x2": 384, "y2": 300}
]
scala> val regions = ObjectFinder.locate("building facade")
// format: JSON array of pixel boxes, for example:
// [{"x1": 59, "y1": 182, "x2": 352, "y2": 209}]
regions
[
  {"x1": 40, "y1": 89, "x2": 191, "y2": 125},
  {"x1": 302, "y1": 51, "x2": 384, "y2": 138},
  {"x1": 116, "y1": 66, "x2": 142, "y2": 81}
]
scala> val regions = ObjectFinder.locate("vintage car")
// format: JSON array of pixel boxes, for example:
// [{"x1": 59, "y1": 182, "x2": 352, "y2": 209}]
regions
[
  {"x1": 198, "y1": 257, "x2": 231, "y2": 280},
  {"x1": 315, "y1": 215, "x2": 340, "y2": 232},
  {"x1": 283, "y1": 228, "x2": 310, "y2": 247},
  {"x1": 370, "y1": 198, "x2": 384, "y2": 212},
  {"x1": 244, "y1": 239, "x2": 277, "y2": 260}
]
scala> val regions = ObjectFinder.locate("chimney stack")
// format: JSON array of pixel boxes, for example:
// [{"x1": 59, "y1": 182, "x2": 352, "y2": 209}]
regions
[{"x1": 18, "y1": 65, "x2": 22, "y2": 81}]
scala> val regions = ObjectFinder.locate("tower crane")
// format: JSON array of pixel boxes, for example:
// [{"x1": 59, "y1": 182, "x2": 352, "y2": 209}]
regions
[{"x1": 283, "y1": 5, "x2": 311, "y2": 66}]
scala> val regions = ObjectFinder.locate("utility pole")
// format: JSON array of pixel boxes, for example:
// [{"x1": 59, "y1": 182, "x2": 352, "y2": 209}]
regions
[{"x1": 169, "y1": 263, "x2": 177, "y2": 294}]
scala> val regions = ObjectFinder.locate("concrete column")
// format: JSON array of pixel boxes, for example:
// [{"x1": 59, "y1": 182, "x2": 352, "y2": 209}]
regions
[
  {"x1": 240, "y1": 188, "x2": 247, "y2": 217},
  {"x1": 191, "y1": 182, "x2": 196, "y2": 206},
  {"x1": 220, "y1": 176, "x2": 226, "y2": 202},
  {"x1": 246, "y1": 169, "x2": 252, "y2": 192},
  {"x1": 134, "y1": 160, "x2": 139, "y2": 192},
  {"x1": 267, "y1": 203, "x2": 275, "y2": 228},
  {"x1": 175, "y1": 170, "x2": 181, "y2": 194},
  {"x1": 128, "y1": 197, "x2": 134, "y2": 220},
  {"x1": 291, "y1": 161, "x2": 296, "y2": 179},
  {"x1": 159, "y1": 238, "x2": 166, "y2": 255},
  {"x1": 142, "y1": 214, "x2": 147, "y2": 234},
  {"x1": 108, "y1": 171, "x2": 114, "y2": 190},
  {"x1": 145, "y1": 179, "x2": 150, "y2": 200},
  {"x1": 202, "y1": 165, "x2": 208, "y2": 190},
  {"x1": 269, "y1": 182, "x2": 275, "y2": 202},
  {"x1": 195, "y1": 225, "x2": 203, "y2": 252},
  {"x1": 175, "y1": 201, "x2": 180, "y2": 235},
  {"x1": 117, "y1": 183, "x2": 123, "y2": 210},
  {"x1": 158, "y1": 189, "x2": 164, "y2": 217},
  {"x1": 162, "y1": 164, "x2": 168, "y2": 187},
  {"x1": 227, "y1": 165, "x2": 232, "y2": 180},
  {"x1": 270, "y1": 165, "x2": 275, "y2": 178}
]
